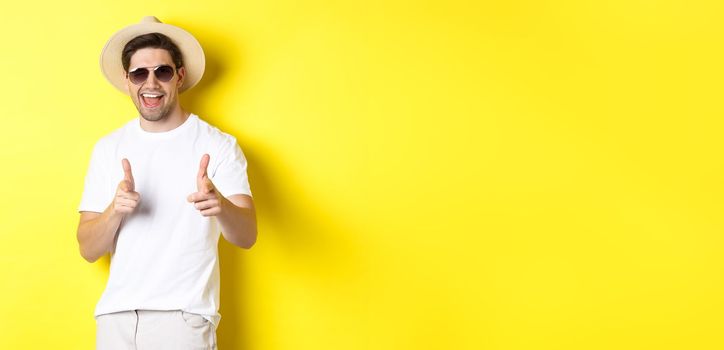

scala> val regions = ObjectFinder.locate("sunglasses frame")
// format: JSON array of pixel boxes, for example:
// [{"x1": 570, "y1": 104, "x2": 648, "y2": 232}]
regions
[{"x1": 126, "y1": 65, "x2": 178, "y2": 85}]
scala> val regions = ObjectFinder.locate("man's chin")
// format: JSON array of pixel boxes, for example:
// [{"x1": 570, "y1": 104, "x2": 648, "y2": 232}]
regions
[
  {"x1": 138, "y1": 108, "x2": 167, "y2": 122},
  {"x1": 140, "y1": 114, "x2": 164, "y2": 122}
]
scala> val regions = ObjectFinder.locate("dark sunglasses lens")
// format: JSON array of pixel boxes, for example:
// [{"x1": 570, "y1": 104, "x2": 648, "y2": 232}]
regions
[
  {"x1": 155, "y1": 66, "x2": 175, "y2": 82},
  {"x1": 129, "y1": 69, "x2": 149, "y2": 84}
]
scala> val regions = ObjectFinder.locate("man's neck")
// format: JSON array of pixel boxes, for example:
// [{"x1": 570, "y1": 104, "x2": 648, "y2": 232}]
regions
[{"x1": 139, "y1": 106, "x2": 190, "y2": 133}]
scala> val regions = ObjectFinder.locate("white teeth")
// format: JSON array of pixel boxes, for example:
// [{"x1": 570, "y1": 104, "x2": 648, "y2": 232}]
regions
[{"x1": 141, "y1": 93, "x2": 163, "y2": 98}]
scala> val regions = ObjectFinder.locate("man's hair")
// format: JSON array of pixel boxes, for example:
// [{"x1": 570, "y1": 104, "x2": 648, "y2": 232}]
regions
[{"x1": 121, "y1": 33, "x2": 184, "y2": 72}]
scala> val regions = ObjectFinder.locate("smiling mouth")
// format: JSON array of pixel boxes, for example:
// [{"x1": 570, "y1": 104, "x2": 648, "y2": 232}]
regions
[{"x1": 140, "y1": 92, "x2": 165, "y2": 109}]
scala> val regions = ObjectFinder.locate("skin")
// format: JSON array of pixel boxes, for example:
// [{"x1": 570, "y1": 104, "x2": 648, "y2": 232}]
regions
[
  {"x1": 127, "y1": 47, "x2": 186, "y2": 132},
  {"x1": 77, "y1": 48, "x2": 257, "y2": 263}
]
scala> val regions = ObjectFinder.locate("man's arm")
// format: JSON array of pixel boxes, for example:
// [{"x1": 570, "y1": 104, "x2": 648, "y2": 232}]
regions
[
  {"x1": 77, "y1": 158, "x2": 140, "y2": 263},
  {"x1": 217, "y1": 194, "x2": 257, "y2": 249},
  {"x1": 77, "y1": 208, "x2": 123, "y2": 263},
  {"x1": 187, "y1": 154, "x2": 258, "y2": 249}
]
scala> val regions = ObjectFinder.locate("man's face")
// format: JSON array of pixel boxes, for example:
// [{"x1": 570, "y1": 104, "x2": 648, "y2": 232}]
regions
[{"x1": 126, "y1": 48, "x2": 185, "y2": 122}]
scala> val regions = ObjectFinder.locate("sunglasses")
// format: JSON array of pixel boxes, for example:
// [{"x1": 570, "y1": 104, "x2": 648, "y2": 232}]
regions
[{"x1": 127, "y1": 65, "x2": 177, "y2": 85}]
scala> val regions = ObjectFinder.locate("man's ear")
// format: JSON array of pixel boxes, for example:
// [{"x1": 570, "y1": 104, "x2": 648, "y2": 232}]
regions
[
  {"x1": 124, "y1": 71, "x2": 132, "y2": 94},
  {"x1": 177, "y1": 66, "x2": 186, "y2": 88}
]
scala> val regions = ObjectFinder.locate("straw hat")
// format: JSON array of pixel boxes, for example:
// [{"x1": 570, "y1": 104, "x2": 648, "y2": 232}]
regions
[{"x1": 100, "y1": 16, "x2": 205, "y2": 94}]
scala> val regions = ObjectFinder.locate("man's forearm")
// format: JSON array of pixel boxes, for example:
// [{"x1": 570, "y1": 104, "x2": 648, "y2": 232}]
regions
[
  {"x1": 77, "y1": 205, "x2": 124, "y2": 263},
  {"x1": 216, "y1": 197, "x2": 257, "y2": 249}
]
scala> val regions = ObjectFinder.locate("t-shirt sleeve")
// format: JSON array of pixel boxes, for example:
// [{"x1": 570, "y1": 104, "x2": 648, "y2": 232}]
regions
[
  {"x1": 78, "y1": 141, "x2": 113, "y2": 213},
  {"x1": 211, "y1": 137, "x2": 253, "y2": 198}
]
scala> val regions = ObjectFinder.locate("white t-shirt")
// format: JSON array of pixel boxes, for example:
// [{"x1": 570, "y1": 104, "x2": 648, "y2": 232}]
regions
[{"x1": 78, "y1": 114, "x2": 252, "y2": 327}]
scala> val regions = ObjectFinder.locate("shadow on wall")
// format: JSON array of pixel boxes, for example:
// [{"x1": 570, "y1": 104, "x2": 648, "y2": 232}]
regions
[
  {"x1": 218, "y1": 141, "x2": 368, "y2": 349},
  {"x1": 178, "y1": 21, "x2": 234, "y2": 120}
]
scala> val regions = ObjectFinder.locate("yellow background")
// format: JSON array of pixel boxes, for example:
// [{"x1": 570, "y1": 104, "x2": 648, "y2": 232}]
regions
[{"x1": 1, "y1": 0, "x2": 723, "y2": 349}]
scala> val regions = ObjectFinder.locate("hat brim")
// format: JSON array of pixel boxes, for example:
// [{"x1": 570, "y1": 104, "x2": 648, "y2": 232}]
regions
[{"x1": 100, "y1": 20, "x2": 205, "y2": 94}]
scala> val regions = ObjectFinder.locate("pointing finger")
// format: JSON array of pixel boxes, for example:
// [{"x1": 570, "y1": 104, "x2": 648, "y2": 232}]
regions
[
  {"x1": 197, "y1": 154, "x2": 210, "y2": 191},
  {"x1": 198, "y1": 154, "x2": 210, "y2": 179},
  {"x1": 122, "y1": 158, "x2": 135, "y2": 191},
  {"x1": 122, "y1": 158, "x2": 133, "y2": 180}
]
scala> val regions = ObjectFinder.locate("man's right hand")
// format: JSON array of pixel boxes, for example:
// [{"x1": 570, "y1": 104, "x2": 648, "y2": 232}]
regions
[{"x1": 112, "y1": 158, "x2": 141, "y2": 216}]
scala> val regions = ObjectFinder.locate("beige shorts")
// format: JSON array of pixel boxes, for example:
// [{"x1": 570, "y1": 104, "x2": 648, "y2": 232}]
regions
[{"x1": 96, "y1": 310, "x2": 217, "y2": 350}]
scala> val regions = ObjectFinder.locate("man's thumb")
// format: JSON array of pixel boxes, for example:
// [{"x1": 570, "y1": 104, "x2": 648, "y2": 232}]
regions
[{"x1": 119, "y1": 179, "x2": 132, "y2": 192}]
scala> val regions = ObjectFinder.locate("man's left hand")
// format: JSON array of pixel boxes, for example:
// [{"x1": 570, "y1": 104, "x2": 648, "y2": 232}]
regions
[{"x1": 187, "y1": 154, "x2": 224, "y2": 216}]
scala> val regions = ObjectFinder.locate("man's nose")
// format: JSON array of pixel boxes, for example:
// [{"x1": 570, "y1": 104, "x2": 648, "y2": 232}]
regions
[{"x1": 144, "y1": 72, "x2": 162, "y2": 88}]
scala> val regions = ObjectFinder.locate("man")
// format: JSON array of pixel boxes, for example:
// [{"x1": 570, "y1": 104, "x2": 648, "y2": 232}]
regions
[{"x1": 77, "y1": 16, "x2": 257, "y2": 349}]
